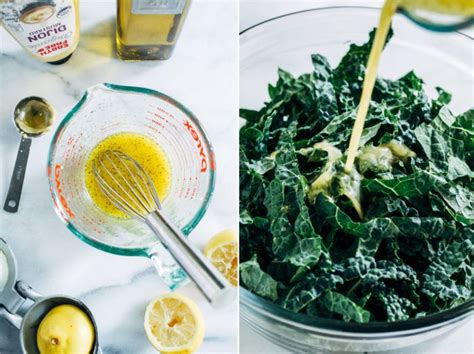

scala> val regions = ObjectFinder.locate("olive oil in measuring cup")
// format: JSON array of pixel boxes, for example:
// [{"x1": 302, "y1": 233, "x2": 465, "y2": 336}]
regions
[{"x1": 344, "y1": 0, "x2": 474, "y2": 173}]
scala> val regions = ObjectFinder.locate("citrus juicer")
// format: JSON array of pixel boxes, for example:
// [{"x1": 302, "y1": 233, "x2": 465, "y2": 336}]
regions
[
  {"x1": 0, "y1": 238, "x2": 101, "y2": 353},
  {"x1": 47, "y1": 84, "x2": 229, "y2": 302}
]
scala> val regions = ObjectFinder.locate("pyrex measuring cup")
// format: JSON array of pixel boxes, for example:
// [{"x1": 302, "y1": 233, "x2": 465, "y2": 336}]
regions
[
  {"x1": 398, "y1": 5, "x2": 474, "y2": 32},
  {"x1": 47, "y1": 83, "x2": 216, "y2": 290},
  {"x1": 0, "y1": 238, "x2": 101, "y2": 353}
]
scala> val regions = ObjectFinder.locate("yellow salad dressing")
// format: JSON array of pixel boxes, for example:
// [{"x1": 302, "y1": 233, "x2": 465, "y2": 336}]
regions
[
  {"x1": 85, "y1": 132, "x2": 171, "y2": 219},
  {"x1": 344, "y1": 0, "x2": 474, "y2": 173}
]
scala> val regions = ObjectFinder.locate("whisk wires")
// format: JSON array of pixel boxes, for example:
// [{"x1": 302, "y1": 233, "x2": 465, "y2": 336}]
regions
[{"x1": 93, "y1": 150, "x2": 162, "y2": 220}]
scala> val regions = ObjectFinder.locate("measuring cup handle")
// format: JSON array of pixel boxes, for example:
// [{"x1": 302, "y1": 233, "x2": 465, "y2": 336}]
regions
[
  {"x1": 0, "y1": 307, "x2": 22, "y2": 329},
  {"x1": 15, "y1": 280, "x2": 43, "y2": 302},
  {"x1": 148, "y1": 242, "x2": 189, "y2": 290},
  {"x1": 146, "y1": 211, "x2": 235, "y2": 308},
  {"x1": 4, "y1": 136, "x2": 32, "y2": 213}
]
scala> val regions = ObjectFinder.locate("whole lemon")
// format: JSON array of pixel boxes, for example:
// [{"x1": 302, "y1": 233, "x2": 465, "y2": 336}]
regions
[{"x1": 37, "y1": 304, "x2": 95, "y2": 354}]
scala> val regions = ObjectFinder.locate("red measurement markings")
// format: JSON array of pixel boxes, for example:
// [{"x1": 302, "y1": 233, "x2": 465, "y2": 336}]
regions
[
  {"x1": 155, "y1": 105, "x2": 176, "y2": 120},
  {"x1": 178, "y1": 180, "x2": 186, "y2": 199},
  {"x1": 191, "y1": 176, "x2": 201, "y2": 200},
  {"x1": 210, "y1": 151, "x2": 216, "y2": 171},
  {"x1": 53, "y1": 164, "x2": 75, "y2": 219},
  {"x1": 148, "y1": 109, "x2": 169, "y2": 132},
  {"x1": 82, "y1": 215, "x2": 104, "y2": 235},
  {"x1": 151, "y1": 119, "x2": 165, "y2": 128},
  {"x1": 180, "y1": 175, "x2": 200, "y2": 200},
  {"x1": 190, "y1": 186, "x2": 197, "y2": 199},
  {"x1": 146, "y1": 124, "x2": 159, "y2": 133}
]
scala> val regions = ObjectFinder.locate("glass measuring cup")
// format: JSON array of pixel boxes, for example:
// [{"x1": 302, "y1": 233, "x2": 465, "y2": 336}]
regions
[
  {"x1": 47, "y1": 83, "x2": 216, "y2": 289},
  {"x1": 0, "y1": 238, "x2": 101, "y2": 353},
  {"x1": 398, "y1": 6, "x2": 474, "y2": 32}
]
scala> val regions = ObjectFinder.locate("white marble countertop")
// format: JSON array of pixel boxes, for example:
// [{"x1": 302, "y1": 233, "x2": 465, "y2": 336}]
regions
[
  {"x1": 0, "y1": 0, "x2": 238, "y2": 353},
  {"x1": 239, "y1": 1, "x2": 473, "y2": 353}
]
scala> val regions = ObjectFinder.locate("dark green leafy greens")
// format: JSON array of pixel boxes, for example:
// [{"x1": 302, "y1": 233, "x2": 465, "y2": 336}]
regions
[{"x1": 239, "y1": 28, "x2": 473, "y2": 323}]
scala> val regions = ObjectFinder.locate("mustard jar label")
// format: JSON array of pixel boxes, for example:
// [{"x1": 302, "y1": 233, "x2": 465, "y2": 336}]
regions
[{"x1": 0, "y1": 1, "x2": 76, "y2": 60}]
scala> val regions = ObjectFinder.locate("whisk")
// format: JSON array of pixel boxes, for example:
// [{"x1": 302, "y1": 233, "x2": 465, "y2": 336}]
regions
[{"x1": 93, "y1": 150, "x2": 233, "y2": 307}]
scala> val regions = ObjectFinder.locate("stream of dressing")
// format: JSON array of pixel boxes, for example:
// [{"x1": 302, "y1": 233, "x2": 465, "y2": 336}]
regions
[{"x1": 344, "y1": 0, "x2": 474, "y2": 173}]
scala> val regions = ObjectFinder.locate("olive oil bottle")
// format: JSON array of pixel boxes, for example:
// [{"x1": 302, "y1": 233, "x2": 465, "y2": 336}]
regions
[{"x1": 116, "y1": 0, "x2": 191, "y2": 60}]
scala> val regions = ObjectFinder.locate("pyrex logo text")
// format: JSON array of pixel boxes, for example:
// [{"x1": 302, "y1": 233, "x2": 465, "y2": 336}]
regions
[{"x1": 184, "y1": 120, "x2": 207, "y2": 172}]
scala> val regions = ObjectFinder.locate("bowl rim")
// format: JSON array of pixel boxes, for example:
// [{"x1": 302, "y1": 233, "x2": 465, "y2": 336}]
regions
[
  {"x1": 240, "y1": 5, "x2": 473, "y2": 40},
  {"x1": 239, "y1": 5, "x2": 473, "y2": 334},
  {"x1": 47, "y1": 83, "x2": 216, "y2": 257}
]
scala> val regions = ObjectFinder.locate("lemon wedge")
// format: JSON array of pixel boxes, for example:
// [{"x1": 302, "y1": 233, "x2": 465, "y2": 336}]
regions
[
  {"x1": 204, "y1": 229, "x2": 238, "y2": 286},
  {"x1": 144, "y1": 293, "x2": 204, "y2": 353}
]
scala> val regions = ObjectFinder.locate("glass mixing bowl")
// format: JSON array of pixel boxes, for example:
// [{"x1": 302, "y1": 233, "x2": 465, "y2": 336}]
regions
[
  {"x1": 47, "y1": 83, "x2": 215, "y2": 288},
  {"x1": 240, "y1": 6, "x2": 473, "y2": 352}
]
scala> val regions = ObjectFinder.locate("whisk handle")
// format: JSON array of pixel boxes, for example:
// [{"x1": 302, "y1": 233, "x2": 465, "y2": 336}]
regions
[{"x1": 146, "y1": 211, "x2": 234, "y2": 308}]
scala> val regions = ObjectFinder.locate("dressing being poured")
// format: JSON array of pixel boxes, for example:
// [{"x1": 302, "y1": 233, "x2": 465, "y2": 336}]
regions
[{"x1": 344, "y1": 0, "x2": 474, "y2": 173}]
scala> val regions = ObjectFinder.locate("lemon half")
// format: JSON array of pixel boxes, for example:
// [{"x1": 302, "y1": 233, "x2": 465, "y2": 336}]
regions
[
  {"x1": 144, "y1": 293, "x2": 205, "y2": 353},
  {"x1": 204, "y1": 229, "x2": 238, "y2": 286}
]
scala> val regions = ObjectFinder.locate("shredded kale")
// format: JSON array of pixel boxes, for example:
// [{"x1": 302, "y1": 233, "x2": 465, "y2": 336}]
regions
[{"x1": 239, "y1": 28, "x2": 473, "y2": 323}]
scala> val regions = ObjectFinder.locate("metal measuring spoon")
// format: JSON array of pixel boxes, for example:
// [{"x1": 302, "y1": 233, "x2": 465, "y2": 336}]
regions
[{"x1": 3, "y1": 97, "x2": 55, "y2": 213}]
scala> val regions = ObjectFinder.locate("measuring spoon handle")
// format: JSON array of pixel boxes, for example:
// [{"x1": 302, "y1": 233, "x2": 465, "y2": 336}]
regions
[{"x1": 4, "y1": 136, "x2": 32, "y2": 213}]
